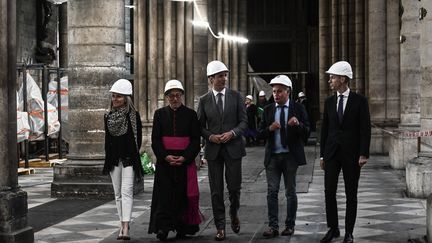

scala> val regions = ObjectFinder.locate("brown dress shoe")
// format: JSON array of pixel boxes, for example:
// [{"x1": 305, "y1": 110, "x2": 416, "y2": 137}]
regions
[
  {"x1": 262, "y1": 228, "x2": 279, "y2": 238},
  {"x1": 281, "y1": 227, "x2": 294, "y2": 236},
  {"x1": 214, "y1": 229, "x2": 225, "y2": 241},
  {"x1": 231, "y1": 216, "x2": 240, "y2": 233}
]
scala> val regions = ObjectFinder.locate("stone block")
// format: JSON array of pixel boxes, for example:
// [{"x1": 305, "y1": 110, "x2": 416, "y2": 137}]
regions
[
  {"x1": 51, "y1": 159, "x2": 144, "y2": 199},
  {"x1": 0, "y1": 190, "x2": 34, "y2": 243},
  {"x1": 389, "y1": 135, "x2": 417, "y2": 169},
  {"x1": 406, "y1": 156, "x2": 432, "y2": 198}
]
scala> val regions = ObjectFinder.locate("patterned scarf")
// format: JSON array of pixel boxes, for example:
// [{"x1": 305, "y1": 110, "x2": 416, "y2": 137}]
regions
[
  {"x1": 106, "y1": 105, "x2": 139, "y2": 151},
  {"x1": 107, "y1": 106, "x2": 129, "y2": 136}
]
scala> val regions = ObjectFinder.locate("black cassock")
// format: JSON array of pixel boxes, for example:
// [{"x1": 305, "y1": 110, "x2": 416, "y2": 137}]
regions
[{"x1": 148, "y1": 105, "x2": 201, "y2": 235}]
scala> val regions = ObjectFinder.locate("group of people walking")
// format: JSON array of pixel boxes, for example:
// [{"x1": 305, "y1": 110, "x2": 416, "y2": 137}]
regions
[{"x1": 102, "y1": 60, "x2": 371, "y2": 243}]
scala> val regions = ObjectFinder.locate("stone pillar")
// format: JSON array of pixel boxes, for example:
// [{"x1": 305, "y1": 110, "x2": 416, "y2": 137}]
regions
[
  {"x1": 58, "y1": 2, "x2": 67, "y2": 68},
  {"x1": 427, "y1": 194, "x2": 432, "y2": 242},
  {"x1": 51, "y1": 0, "x2": 143, "y2": 198},
  {"x1": 389, "y1": 0, "x2": 420, "y2": 169},
  {"x1": 193, "y1": 0, "x2": 209, "y2": 108},
  {"x1": 238, "y1": 0, "x2": 247, "y2": 94},
  {"x1": 406, "y1": 0, "x2": 432, "y2": 198},
  {"x1": 354, "y1": 0, "x2": 365, "y2": 94},
  {"x1": 0, "y1": 1, "x2": 34, "y2": 242},
  {"x1": 368, "y1": 0, "x2": 387, "y2": 154},
  {"x1": 419, "y1": 0, "x2": 432, "y2": 154}
]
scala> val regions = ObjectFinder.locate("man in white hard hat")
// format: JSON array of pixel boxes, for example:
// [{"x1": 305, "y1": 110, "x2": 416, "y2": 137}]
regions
[
  {"x1": 257, "y1": 90, "x2": 269, "y2": 109},
  {"x1": 320, "y1": 61, "x2": 371, "y2": 243},
  {"x1": 149, "y1": 79, "x2": 202, "y2": 240},
  {"x1": 257, "y1": 75, "x2": 310, "y2": 238},
  {"x1": 197, "y1": 60, "x2": 248, "y2": 241}
]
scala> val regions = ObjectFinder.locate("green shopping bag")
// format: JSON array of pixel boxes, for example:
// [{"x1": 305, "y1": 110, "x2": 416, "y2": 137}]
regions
[{"x1": 140, "y1": 153, "x2": 155, "y2": 175}]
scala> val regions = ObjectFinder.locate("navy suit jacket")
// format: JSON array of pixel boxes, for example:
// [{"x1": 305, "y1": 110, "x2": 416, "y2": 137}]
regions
[
  {"x1": 320, "y1": 91, "x2": 371, "y2": 163},
  {"x1": 257, "y1": 100, "x2": 310, "y2": 168},
  {"x1": 197, "y1": 89, "x2": 248, "y2": 160}
]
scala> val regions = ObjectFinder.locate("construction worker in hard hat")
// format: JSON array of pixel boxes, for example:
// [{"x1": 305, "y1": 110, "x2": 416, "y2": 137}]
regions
[
  {"x1": 320, "y1": 61, "x2": 371, "y2": 243},
  {"x1": 149, "y1": 79, "x2": 202, "y2": 240},
  {"x1": 197, "y1": 60, "x2": 247, "y2": 241},
  {"x1": 104, "y1": 79, "x2": 144, "y2": 240},
  {"x1": 296, "y1": 91, "x2": 314, "y2": 137},
  {"x1": 244, "y1": 95, "x2": 258, "y2": 146},
  {"x1": 257, "y1": 90, "x2": 270, "y2": 109},
  {"x1": 257, "y1": 74, "x2": 310, "y2": 238}
]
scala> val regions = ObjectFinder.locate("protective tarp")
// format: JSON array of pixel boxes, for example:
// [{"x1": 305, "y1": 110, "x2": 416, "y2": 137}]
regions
[
  {"x1": 47, "y1": 76, "x2": 69, "y2": 142},
  {"x1": 17, "y1": 72, "x2": 61, "y2": 140},
  {"x1": 17, "y1": 111, "x2": 30, "y2": 143},
  {"x1": 248, "y1": 63, "x2": 272, "y2": 100}
]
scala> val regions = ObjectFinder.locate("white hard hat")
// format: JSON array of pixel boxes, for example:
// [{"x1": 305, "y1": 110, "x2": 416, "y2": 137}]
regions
[
  {"x1": 207, "y1": 60, "x2": 229, "y2": 76},
  {"x1": 298, "y1": 92, "x2": 305, "y2": 98},
  {"x1": 269, "y1": 75, "x2": 292, "y2": 89},
  {"x1": 164, "y1": 79, "x2": 184, "y2": 94},
  {"x1": 245, "y1": 95, "x2": 253, "y2": 101},
  {"x1": 109, "y1": 79, "x2": 132, "y2": 95},
  {"x1": 259, "y1": 90, "x2": 265, "y2": 96},
  {"x1": 326, "y1": 61, "x2": 353, "y2": 79}
]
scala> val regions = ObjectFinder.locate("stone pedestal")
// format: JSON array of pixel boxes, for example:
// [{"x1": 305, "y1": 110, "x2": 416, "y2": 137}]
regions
[
  {"x1": 389, "y1": 131, "x2": 418, "y2": 169},
  {"x1": 0, "y1": 190, "x2": 34, "y2": 243},
  {"x1": 51, "y1": 160, "x2": 143, "y2": 199},
  {"x1": 406, "y1": 154, "x2": 432, "y2": 198}
]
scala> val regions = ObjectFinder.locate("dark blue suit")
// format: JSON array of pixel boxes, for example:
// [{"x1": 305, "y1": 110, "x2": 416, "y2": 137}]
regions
[{"x1": 320, "y1": 91, "x2": 371, "y2": 234}]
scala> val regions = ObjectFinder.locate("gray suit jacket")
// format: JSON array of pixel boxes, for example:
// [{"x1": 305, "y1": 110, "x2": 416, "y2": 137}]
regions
[{"x1": 197, "y1": 89, "x2": 248, "y2": 160}]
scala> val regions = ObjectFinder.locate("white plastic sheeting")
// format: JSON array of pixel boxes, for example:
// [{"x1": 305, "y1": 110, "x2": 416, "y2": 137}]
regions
[
  {"x1": 47, "y1": 76, "x2": 69, "y2": 142},
  {"x1": 17, "y1": 72, "x2": 61, "y2": 141}
]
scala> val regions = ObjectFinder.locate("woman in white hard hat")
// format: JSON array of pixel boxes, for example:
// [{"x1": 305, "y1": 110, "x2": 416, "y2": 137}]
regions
[
  {"x1": 148, "y1": 80, "x2": 202, "y2": 241},
  {"x1": 244, "y1": 95, "x2": 258, "y2": 146},
  {"x1": 103, "y1": 79, "x2": 144, "y2": 240}
]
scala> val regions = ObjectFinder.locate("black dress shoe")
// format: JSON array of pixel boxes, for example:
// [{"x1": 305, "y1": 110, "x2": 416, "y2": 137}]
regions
[
  {"x1": 231, "y1": 216, "x2": 240, "y2": 233},
  {"x1": 262, "y1": 228, "x2": 279, "y2": 238},
  {"x1": 214, "y1": 229, "x2": 225, "y2": 241},
  {"x1": 320, "y1": 227, "x2": 340, "y2": 243},
  {"x1": 343, "y1": 233, "x2": 354, "y2": 243},
  {"x1": 156, "y1": 230, "x2": 168, "y2": 241},
  {"x1": 281, "y1": 227, "x2": 294, "y2": 236}
]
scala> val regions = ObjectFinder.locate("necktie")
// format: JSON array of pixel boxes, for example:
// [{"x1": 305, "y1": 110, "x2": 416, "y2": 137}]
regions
[
  {"x1": 337, "y1": 95, "x2": 344, "y2": 123},
  {"x1": 279, "y1": 105, "x2": 287, "y2": 147},
  {"x1": 217, "y1": 93, "x2": 224, "y2": 114}
]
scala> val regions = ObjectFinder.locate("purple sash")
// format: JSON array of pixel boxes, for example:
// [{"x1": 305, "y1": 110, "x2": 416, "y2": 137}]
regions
[{"x1": 162, "y1": 136, "x2": 203, "y2": 225}]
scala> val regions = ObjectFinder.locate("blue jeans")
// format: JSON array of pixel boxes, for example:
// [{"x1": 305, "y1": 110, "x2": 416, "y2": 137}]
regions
[{"x1": 265, "y1": 153, "x2": 298, "y2": 230}]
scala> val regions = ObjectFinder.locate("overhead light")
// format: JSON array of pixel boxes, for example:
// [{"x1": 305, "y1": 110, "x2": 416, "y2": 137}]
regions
[
  {"x1": 192, "y1": 20, "x2": 210, "y2": 28},
  {"x1": 218, "y1": 32, "x2": 249, "y2": 43},
  {"x1": 125, "y1": 5, "x2": 135, "y2": 9}
]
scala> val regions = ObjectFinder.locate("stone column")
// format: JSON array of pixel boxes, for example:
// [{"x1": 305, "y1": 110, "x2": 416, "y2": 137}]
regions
[
  {"x1": 193, "y1": 0, "x2": 209, "y2": 108},
  {"x1": 51, "y1": 0, "x2": 143, "y2": 198},
  {"x1": 58, "y1": 2, "x2": 68, "y2": 68},
  {"x1": 406, "y1": 0, "x2": 432, "y2": 198},
  {"x1": 238, "y1": 0, "x2": 247, "y2": 94},
  {"x1": 367, "y1": 0, "x2": 387, "y2": 154},
  {"x1": 0, "y1": 1, "x2": 34, "y2": 242},
  {"x1": 354, "y1": 0, "x2": 365, "y2": 94},
  {"x1": 389, "y1": 0, "x2": 420, "y2": 169}
]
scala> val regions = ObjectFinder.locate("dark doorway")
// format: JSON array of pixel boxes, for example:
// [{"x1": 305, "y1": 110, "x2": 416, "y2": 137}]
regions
[{"x1": 247, "y1": 0, "x2": 319, "y2": 131}]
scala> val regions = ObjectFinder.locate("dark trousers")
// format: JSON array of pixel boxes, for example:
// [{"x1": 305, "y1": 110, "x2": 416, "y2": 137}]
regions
[
  {"x1": 324, "y1": 151, "x2": 361, "y2": 234},
  {"x1": 207, "y1": 146, "x2": 242, "y2": 230},
  {"x1": 266, "y1": 153, "x2": 298, "y2": 230}
]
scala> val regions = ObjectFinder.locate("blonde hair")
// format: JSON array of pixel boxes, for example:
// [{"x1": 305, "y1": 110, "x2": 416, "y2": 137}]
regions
[{"x1": 108, "y1": 94, "x2": 137, "y2": 113}]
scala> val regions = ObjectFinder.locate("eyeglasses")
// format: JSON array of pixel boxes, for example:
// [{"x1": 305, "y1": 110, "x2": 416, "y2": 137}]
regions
[{"x1": 167, "y1": 93, "x2": 182, "y2": 99}]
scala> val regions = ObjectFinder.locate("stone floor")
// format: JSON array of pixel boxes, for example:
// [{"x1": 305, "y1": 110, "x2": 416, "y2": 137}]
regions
[{"x1": 19, "y1": 146, "x2": 428, "y2": 242}]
